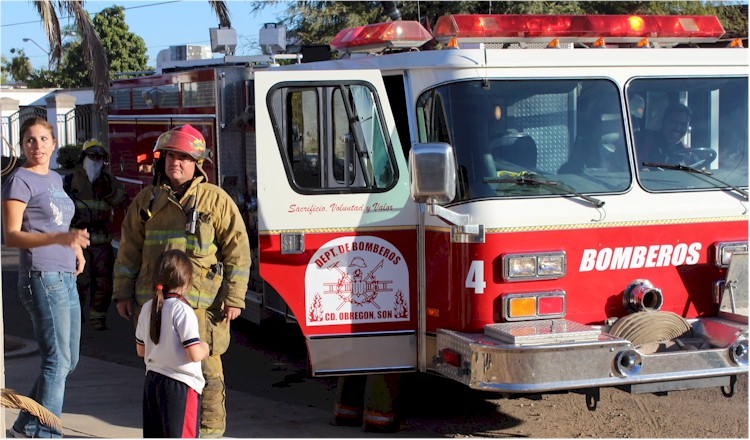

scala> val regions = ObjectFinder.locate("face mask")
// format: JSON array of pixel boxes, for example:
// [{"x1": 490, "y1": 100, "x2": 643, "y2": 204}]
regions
[{"x1": 83, "y1": 156, "x2": 104, "y2": 182}]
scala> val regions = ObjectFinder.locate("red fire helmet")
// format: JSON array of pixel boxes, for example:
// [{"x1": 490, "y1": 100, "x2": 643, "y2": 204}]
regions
[{"x1": 153, "y1": 124, "x2": 212, "y2": 163}]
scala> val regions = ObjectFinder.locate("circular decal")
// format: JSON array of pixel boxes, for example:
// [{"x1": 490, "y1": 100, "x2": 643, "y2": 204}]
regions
[{"x1": 305, "y1": 236, "x2": 409, "y2": 326}]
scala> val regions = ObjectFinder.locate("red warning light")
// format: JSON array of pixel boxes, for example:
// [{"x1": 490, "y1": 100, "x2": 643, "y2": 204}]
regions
[
  {"x1": 432, "y1": 14, "x2": 724, "y2": 45},
  {"x1": 330, "y1": 21, "x2": 432, "y2": 54}
]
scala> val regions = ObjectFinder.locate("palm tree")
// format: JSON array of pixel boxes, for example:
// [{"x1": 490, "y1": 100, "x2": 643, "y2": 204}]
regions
[
  {"x1": 32, "y1": 0, "x2": 108, "y2": 109},
  {"x1": 31, "y1": 0, "x2": 231, "y2": 111}
]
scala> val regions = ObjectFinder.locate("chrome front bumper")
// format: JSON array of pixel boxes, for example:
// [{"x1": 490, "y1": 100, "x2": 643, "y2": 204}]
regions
[{"x1": 432, "y1": 318, "x2": 748, "y2": 393}]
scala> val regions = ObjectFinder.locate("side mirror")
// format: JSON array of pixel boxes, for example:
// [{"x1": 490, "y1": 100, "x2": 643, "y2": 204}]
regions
[{"x1": 408, "y1": 142, "x2": 456, "y2": 204}]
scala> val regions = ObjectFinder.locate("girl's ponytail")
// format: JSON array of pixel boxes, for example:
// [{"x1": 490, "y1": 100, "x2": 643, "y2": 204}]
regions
[
  {"x1": 150, "y1": 249, "x2": 193, "y2": 345},
  {"x1": 149, "y1": 284, "x2": 165, "y2": 344}
]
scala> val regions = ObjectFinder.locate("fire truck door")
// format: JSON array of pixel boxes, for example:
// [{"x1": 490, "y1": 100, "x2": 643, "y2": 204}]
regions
[{"x1": 254, "y1": 70, "x2": 419, "y2": 375}]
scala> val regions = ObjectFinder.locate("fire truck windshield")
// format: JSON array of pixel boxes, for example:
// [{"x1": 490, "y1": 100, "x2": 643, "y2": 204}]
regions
[
  {"x1": 629, "y1": 77, "x2": 748, "y2": 194},
  {"x1": 416, "y1": 79, "x2": 630, "y2": 202}
]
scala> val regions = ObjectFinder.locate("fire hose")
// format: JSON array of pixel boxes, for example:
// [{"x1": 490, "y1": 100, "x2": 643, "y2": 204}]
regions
[
  {"x1": 1, "y1": 135, "x2": 19, "y2": 177},
  {"x1": 2, "y1": 388, "x2": 62, "y2": 432},
  {"x1": 608, "y1": 310, "x2": 692, "y2": 346}
]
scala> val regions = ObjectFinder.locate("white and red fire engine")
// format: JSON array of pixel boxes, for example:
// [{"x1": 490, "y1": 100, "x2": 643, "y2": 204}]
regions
[{"x1": 108, "y1": 11, "x2": 748, "y2": 408}]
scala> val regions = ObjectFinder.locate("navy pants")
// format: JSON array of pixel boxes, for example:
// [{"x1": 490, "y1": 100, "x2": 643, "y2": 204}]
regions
[{"x1": 143, "y1": 371, "x2": 201, "y2": 438}]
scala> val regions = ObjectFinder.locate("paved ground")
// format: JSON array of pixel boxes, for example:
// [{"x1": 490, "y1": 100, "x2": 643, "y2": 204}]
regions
[
  {"x1": 4, "y1": 334, "x2": 387, "y2": 438},
  {"x1": 1, "y1": 244, "x2": 387, "y2": 438}
]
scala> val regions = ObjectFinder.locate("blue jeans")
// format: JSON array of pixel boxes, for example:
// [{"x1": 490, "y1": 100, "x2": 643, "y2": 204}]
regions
[{"x1": 13, "y1": 272, "x2": 81, "y2": 438}]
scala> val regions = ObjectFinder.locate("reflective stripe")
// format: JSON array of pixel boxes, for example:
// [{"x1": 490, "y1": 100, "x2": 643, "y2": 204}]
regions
[
  {"x1": 186, "y1": 235, "x2": 216, "y2": 255},
  {"x1": 135, "y1": 291, "x2": 154, "y2": 305},
  {"x1": 224, "y1": 265, "x2": 251, "y2": 282},
  {"x1": 75, "y1": 199, "x2": 110, "y2": 211},
  {"x1": 90, "y1": 232, "x2": 111, "y2": 245},
  {"x1": 115, "y1": 265, "x2": 139, "y2": 277},
  {"x1": 182, "y1": 291, "x2": 214, "y2": 309},
  {"x1": 362, "y1": 410, "x2": 396, "y2": 426},
  {"x1": 89, "y1": 310, "x2": 107, "y2": 320},
  {"x1": 144, "y1": 229, "x2": 186, "y2": 245},
  {"x1": 333, "y1": 403, "x2": 362, "y2": 419}
]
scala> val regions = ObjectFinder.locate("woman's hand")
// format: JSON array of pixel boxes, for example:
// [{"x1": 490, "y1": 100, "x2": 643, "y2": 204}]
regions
[
  {"x1": 61, "y1": 228, "x2": 90, "y2": 249},
  {"x1": 74, "y1": 245, "x2": 86, "y2": 276},
  {"x1": 3, "y1": 200, "x2": 91, "y2": 250}
]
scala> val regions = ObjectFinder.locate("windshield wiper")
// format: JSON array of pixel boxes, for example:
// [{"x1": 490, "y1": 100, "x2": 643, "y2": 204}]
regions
[
  {"x1": 642, "y1": 162, "x2": 748, "y2": 200},
  {"x1": 485, "y1": 172, "x2": 605, "y2": 208}
]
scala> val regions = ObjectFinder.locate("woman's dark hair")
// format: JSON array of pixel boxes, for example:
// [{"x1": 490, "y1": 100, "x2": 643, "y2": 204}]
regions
[
  {"x1": 150, "y1": 249, "x2": 193, "y2": 344},
  {"x1": 19, "y1": 117, "x2": 56, "y2": 143}
]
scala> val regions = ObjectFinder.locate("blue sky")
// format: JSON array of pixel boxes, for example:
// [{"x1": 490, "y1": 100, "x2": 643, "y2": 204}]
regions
[{"x1": 1, "y1": 0, "x2": 290, "y2": 70}]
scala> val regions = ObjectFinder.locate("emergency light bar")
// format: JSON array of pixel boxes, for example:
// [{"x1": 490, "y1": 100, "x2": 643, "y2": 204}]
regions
[
  {"x1": 432, "y1": 14, "x2": 725, "y2": 45},
  {"x1": 330, "y1": 20, "x2": 432, "y2": 54}
]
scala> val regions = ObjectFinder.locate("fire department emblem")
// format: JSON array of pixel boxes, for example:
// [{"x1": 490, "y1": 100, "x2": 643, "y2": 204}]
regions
[{"x1": 305, "y1": 236, "x2": 409, "y2": 326}]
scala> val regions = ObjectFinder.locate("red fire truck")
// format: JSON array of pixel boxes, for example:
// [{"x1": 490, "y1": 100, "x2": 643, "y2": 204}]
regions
[{"x1": 108, "y1": 12, "x2": 748, "y2": 408}]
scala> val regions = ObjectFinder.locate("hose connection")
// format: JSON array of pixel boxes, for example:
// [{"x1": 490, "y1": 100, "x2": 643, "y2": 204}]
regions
[
  {"x1": 614, "y1": 349, "x2": 643, "y2": 377},
  {"x1": 729, "y1": 335, "x2": 749, "y2": 366},
  {"x1": 623, "y1": 279, "x2": 663, "y2": 312}
]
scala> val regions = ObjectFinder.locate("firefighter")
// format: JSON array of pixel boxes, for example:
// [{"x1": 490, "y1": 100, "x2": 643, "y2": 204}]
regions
[
  {"x1": 112, "y1": 124, "x2": 251, "y2": 438},
  {"x1": 635, "y1": 103, "x2": 691, "y2": 165},
  {"x1": 64, "y1": 138, "x2": 128, "y2": 331},
  {"x1": 332, "y1": 373, "x2": 401, "y2": 432}
]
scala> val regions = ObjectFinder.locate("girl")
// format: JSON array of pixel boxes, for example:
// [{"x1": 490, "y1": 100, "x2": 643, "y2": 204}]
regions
[
  {"x1": 135, "y1": 249, "x2": 209, "y2": 438},
  {"x1": 2, "y1": 116, "x2": 90, "y2": 438}
]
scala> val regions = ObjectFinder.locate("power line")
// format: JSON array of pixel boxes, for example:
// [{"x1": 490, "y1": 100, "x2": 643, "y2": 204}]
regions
[{"x1": 1, "y1": 1, "x2": 183, "y2": 28}]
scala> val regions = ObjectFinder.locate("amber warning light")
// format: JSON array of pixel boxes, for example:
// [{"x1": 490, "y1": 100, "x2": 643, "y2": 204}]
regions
[
  {"x1": 330, "y1": 20, "x2": 433, "y2": 54},
  {"x1": 432, "y1": 14, "x2": 725, "y2": 45}
]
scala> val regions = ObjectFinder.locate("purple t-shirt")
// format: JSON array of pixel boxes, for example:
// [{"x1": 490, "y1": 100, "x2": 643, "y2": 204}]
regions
[{"x1": 2, "y1": 168, "x2": 76, "y2": 273}]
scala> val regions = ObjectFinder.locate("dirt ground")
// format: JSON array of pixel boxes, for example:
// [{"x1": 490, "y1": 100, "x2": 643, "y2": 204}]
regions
[
  {"x1": 397, "y1": 372, "x2": 748, "y2": 438},
  {"x1": 225, "y1": 318, "x2": 749, "y2": 438},
  {"x1": 2, "y1": 244, "x2": 747, "y2": 438}
]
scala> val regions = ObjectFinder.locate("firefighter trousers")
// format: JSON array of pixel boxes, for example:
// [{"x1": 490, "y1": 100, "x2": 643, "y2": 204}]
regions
[
  {"x1": 195, "y1": 308, "x2": 231, "y2": 438},
  {"x1": 77, "y1": 243, "x2": 114, "y2": 324},
  {"x1": 332, "y1": 374, "x2": 401, "y2": 432}
]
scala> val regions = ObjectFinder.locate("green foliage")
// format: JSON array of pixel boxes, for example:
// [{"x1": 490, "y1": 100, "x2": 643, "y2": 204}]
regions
[
  {"x1": 0, "y1": 55, "x2": 8, "y2": 85},
  {"x1": 54, "y1": 6, "x2": 148, "y2": 87},
  {"x1": 9, "y1": 5, "x2": 148, "y2": 89},
  {"x1": 3, "y1": 48, "x2": 33, "y2": 84},
  {"x1": 1, "y1": 55, "x2": 8, "y2": 84},
  {"x1": 255, "y1": 1, "x2": 747, "y2": 48},
  {"x1": 56, "y1": 144, "x2": 83, "y2": 170},
  {"x1": 53, "y1": 39, "x2": 92, "y2": 88},
  {"x1": 26, "y1": 69, "x2": 59, "y2": 88},
  {"x1": 93, "y1": 6, "x2": 149, "y2": 78}
]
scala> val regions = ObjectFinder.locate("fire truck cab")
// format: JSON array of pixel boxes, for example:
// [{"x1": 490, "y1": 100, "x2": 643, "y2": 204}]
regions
[{"x1": 108, "y1": 13, "x2": 748, "y2": 407}]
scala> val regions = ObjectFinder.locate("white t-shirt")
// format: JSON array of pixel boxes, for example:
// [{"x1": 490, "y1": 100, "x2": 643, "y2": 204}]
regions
[{"x1": 136, "y1": 297, "x2": 205, "y2": 394}]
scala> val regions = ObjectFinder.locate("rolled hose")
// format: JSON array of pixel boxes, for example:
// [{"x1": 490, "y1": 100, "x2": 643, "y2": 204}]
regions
[{"x1": 608, "y1": 311, "x2": 692, "y2": 346}]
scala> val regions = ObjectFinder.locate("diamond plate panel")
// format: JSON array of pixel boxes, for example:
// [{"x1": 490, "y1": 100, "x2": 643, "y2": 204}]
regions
[
  {"x1": 509, "y1": 94, "x2": 569, "y2": 174},
  {"x1": 484, "y1": 319, "x2": 600, "y2": 345},
  {"x1": 217, "y1": 67, "x2": 250, "y2": 189}
]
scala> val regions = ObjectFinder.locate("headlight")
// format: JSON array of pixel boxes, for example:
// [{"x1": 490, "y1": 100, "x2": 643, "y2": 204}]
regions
[
  {"x1": 504, "y1": 251, "x2": 566, "y2": 281},
  {"x1": 538, "y1": 254, "x2": 565, "y2": 277},
  {"x1": 508, "y1": 256, "x2": 536, "y2": 278}
]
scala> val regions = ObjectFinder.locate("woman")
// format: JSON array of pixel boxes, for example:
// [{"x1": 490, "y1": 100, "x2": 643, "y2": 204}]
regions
[{"x1": 2, "y1": 117, "x2": 90, "y2": 438}]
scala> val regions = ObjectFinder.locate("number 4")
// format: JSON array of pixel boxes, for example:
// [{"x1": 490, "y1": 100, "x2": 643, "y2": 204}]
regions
[{"x1": 465, "y1": 260, "x2": 486, "y2": 294}]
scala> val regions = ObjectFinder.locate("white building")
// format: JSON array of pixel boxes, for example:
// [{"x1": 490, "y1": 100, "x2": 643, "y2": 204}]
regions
[{"x1": 1, "y1": 86, "x2": 96, "y2": 166}]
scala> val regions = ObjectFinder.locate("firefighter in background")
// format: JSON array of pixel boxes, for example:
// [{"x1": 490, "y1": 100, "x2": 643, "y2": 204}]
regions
[
  {"x1": 333, "y1": 373, "x2": 402, "y2": 432},
  {"x1": 635, "y1": 103, "x2": 691, "y2": 165},
  {"x1": 113, "y1": 124, "x2": 251, "y2": 438},
  {"x1": 64, "y1": 139, "x2": 128, "y2": 331}
]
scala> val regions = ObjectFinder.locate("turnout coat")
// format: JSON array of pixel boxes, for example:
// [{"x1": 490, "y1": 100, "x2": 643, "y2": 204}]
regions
[{"x1": 113, "y1": 176, "x2": 251, "y2": 311}]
